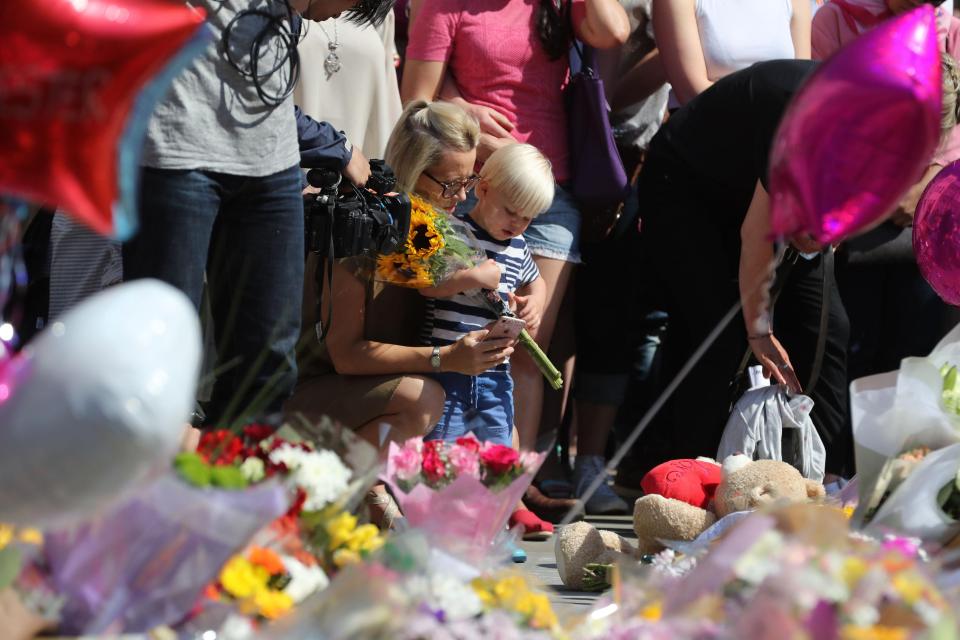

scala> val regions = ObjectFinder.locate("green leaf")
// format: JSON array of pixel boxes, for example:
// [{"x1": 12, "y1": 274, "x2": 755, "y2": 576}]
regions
[
  {"x1": 0, "y1": 546, "x2": 22, "y2": 590},
  {"x1": 174, "y1": 452, "x2": 212, "y2": 487},
  {"x1": 211, "y1": 465, "x2": 249, "y2": 489}
]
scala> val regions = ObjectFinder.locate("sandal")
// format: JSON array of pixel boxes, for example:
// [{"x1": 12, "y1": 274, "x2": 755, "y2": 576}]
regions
[
  {"x1": 365, "y1": 487, "x2": 404, "y2": 531},
  {"x1": 509, "y1": 508, "x2": 554, "y2": 541}
]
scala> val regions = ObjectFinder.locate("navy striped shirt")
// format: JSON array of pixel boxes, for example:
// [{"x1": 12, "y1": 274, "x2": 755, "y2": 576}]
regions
[{"x1": 422, "y1": 216, "x2": 539, "y2": 370}]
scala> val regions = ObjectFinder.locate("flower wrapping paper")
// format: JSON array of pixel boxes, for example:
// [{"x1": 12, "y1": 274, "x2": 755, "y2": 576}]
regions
[{"x1": 43, "y1": 472, "x2": 289, "y2": 634}]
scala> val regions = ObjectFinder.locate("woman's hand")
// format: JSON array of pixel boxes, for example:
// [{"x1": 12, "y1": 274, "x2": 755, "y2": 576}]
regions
[
  {"x1": 748, "y1": 333, "x2": 802, "y2": 394},
  {"x1": 477, "y1": 132, "x2": 514, "y2": 163},
  {"x1": 450, "y1": 98, "x2": 515, "y2": 139},
  {"x1": 443, "y1": 330, "x2": 514, "y2": 375}
]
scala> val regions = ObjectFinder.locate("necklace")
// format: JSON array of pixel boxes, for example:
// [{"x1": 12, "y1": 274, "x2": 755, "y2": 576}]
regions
[{"x1": 315, "y1": 19, "x2": 341, "y2": 77}]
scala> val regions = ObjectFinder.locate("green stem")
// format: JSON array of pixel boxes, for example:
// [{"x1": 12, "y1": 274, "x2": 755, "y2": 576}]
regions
[{"x1": 518, "y1": 329, "x2": 563, "y2": 390}]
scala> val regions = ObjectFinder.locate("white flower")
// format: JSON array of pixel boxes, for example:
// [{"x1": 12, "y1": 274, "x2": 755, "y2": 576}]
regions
[
  {"x1": 269, "y1": 445, "x2": 353, "y2": 511},
  {"x1": 407, "y1": 573, "x2": 483, "y2": 621},
  {"x1": 733, "y1": 531, "x2": 784, "y2": 584},
  {"x1": 219, "y1": 614, "x2": 256, "y2": 639},
  {"x1": 239, "y1": 457, "x2": 265, "y2": 483},
  {"x1": 282, "y1": 555, "x2": 329, "y2": 603}
]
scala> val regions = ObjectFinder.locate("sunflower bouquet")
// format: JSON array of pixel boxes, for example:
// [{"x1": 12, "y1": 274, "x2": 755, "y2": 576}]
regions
[{"x1": 375, "y1": 194, "x2": 485, "y2": 288}]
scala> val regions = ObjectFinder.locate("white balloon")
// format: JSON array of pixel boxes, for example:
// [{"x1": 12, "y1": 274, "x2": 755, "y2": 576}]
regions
[{"x1": 0, "y1": 279, "x2": 202, "y2": 526}]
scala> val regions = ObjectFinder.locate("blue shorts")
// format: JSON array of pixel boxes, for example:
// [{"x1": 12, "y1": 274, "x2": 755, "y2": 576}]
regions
[
  {"x1": 456, "y1": 183, "x2": 582, "y2": 264},
  {"x1": 426, "y1": 370, "x2": 514, "y2": 446}
]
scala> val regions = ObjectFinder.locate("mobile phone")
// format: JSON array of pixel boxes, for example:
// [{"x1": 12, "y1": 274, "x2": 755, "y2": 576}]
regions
[{"x1": 484, "y1": 316, "x2": 526, "y2": 341}]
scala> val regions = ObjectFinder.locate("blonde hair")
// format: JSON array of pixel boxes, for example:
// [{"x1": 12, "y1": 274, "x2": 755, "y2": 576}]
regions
[
  {"x1": 385, "y1": 100, "x2": 480, "y2": 192},
  {"x1": 479, "y1": 143, "x2": 555, "y2": 217},
  {"x1": 942, "y1": 52, "x2": 960, "y2": 134}
]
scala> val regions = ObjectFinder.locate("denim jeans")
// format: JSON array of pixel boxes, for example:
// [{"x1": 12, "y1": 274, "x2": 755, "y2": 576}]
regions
[
  {"x1": 123, "y1": 166, "x2": 304, "y2": 427},
  {"x1": 426, "y1": 370, "x2": 514, "y2": 446}
]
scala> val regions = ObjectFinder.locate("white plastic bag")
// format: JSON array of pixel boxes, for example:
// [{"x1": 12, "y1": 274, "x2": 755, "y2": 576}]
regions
[{"x1": 718, "y1": 385, "x2": 826, "y2": 481}]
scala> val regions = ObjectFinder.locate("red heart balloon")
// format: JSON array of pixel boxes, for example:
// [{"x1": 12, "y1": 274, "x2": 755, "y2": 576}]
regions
[{"x1": 0, "y1": 0, "x2": 208, "y2": 239}]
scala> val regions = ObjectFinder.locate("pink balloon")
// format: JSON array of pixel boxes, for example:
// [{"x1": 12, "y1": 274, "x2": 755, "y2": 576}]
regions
[
  {"x1": 914, "y1": 161, "x2": 960, "y2": 306},
  {"x1": 769, "y1": 6, "x2": 942, "y2": 244}
]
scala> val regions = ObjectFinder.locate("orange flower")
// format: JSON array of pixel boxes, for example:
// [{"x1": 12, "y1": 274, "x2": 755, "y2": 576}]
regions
[{"x1": 248, "y1": 546, "x2": 285, "y2": 575}]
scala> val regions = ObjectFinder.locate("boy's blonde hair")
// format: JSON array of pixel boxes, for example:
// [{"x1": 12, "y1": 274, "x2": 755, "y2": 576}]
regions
[
  {"x1": 385, "y1": 100, "x2": 480, "y2": 192},
  {"x1": 479, "y1": 143, "x2": 555, "y2": 217}
]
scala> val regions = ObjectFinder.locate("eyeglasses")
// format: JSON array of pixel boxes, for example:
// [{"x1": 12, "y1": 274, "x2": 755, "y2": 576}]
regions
[{"x1": 423, "y1": 172, "x2": 480, "y2": 198}]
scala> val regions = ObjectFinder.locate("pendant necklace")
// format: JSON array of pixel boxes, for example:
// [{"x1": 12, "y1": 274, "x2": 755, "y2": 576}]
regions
[{"x1": 317, "y1": 19, "x2": 341, "y2": 77}]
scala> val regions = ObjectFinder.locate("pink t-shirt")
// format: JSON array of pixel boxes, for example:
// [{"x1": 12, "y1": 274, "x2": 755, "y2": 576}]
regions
[
  {"x1": 812, "y1": 3, "x2": 960, "y2": 166},
  {"x1": 406, "y1": 0, "x2": 586, "y2": 182}
]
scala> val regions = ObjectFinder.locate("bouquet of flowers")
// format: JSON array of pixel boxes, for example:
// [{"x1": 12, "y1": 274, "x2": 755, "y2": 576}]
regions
[
  {"x1": 852, "y1": 323, "x2": 960, "y2": 525},
  {"x1": 385, "y1": 437, "x2": 545, "y2": 564},
  {"x1": 375, "y1": 194, "x2": 485, "y2": 288},
  {"x1": 571, "y1": 504, "x2": 959, "y2": 640},
  {"x1": 262, "y1": 532, "x2": 562, "y2": 640}
]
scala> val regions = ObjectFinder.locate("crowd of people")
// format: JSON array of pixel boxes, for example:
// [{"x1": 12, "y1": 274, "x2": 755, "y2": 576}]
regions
[{"x1": 24, "y1": 0, "x2": 960, "y2": 541}]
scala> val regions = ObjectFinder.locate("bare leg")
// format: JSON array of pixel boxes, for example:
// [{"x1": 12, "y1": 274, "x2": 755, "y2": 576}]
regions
[{"x1": 512, "y1": 257, "x2": 575, "y2": 451}]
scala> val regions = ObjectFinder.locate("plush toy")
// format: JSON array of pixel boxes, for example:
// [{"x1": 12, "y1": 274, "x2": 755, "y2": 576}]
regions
[
  {"x1": 554, "y1": 455, "x2": 826, "y2": 588},
  {"x1": 555, "y1": 521, "x2": 638, "y2": 590},
  {"x1": 633, "y1": 455, "x2": 825, "y2": 554}
]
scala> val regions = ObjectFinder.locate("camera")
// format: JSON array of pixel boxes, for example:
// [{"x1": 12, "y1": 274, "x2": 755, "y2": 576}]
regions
[{"x1": 305, "y1": 159, "x2": 411, "y2": 259}]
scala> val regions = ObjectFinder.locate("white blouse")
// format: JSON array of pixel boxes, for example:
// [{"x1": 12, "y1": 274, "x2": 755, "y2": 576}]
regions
[
  {"x1": 294, "y1": 12, "x2": 402, "y2": 159},
  {"x1": 695, "y1": 0, "x2": 796, "y2": 82}
]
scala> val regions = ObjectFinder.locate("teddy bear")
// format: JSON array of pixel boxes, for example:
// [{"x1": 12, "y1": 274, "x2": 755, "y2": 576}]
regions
[{"x1": 555, "y1": 455, "x2": 825, "y2": 588}]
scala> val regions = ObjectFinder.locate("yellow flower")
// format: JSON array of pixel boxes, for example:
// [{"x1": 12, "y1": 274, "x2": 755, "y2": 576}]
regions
[
  {"x1": 840, "y1": 625, "x2": 909, "y2": 640},
  {"x1": 523, "y1": 593, "x2": 558, "y2": 629},
  {"x1": 639, "y1": 600, "x2": 662, "y2": 621},
  {"x1": 892, "y1": 573, "x2": 926, "y2": 605},
  {"x1": 841, "y1": 557, "x2": 869, "y2": 588},
  {"x1": 17, "y1": 529, "x2": 42, "y2": 545},
  {"x1": 347, "y1": 523, "x2": 385, "y2": 554},
  {"x1": 251, "y1": 588, "x2": 294, "y2": 620},
  {"x1": 325, "y1": 511, "x2": 358, "y2": 551},
  {"x1": 471, "y1": 579, "x2": 496, "y2": 607},
  {"x1": 220, "y1": 556, "x2": 270, "y2": 599},
  {"x1": 0, "y1": 525, "x2": 13, "y2": 550},
  {"x1": 842, "y1": 505, "x2": 855, "y2": 519},
  {"x1": 332, "y1": 548, "x2": 362, "y2": 568},
  {"x1": 492, "y1": 575, "x2": 528, "y2": 603}
]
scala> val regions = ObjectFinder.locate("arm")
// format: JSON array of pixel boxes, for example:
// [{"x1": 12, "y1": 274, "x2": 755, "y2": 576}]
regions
[
  {"x1": 810, "y1": 4, "x2": 841, "y2": 61},
  {"x1": 323, "y1": 261, "x2": 514, "y2": 375},
  {"x1": 418, "y1": 259, "x2": 502, "y2": 298},
  {"x1": 790, "y1": 0, "x2": 812, "y2": 59},
  {"x1": 610, "y1": 47, "x2": 668, "y2": 112},
  {"x1": 738, "y1": 181, "x2": 802, "y2": 392},
  {"x1": 651, "y1": 0, "x2": 712, "y2": 105},
  {"x1": 574, "y1": 0, "x2": 631, "y2": 49},
  {"x1": 295, "y1": 106, "x2": 351, "y2": 170},
  {"x1": 400, "y1": 59, "x2": 446, "y2": 103}
]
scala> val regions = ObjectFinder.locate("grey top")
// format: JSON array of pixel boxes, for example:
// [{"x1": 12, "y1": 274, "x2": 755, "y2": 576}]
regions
[{"x1": 142, "y1": 0, "x2": 300, "y2": 176}]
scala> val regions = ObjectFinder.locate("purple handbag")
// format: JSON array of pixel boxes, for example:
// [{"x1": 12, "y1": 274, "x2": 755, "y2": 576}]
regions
[{"x1": 565, "y1": 40, "x2": 630, "y2": 210}]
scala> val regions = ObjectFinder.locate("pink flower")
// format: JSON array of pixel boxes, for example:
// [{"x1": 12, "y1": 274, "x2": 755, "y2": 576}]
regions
[
  {"x1": 392, "y1": 440, "x2": 423, "y2": 482},
  {"x1": 480, "y1": 444, "x2": 520, "y2": 476},
  {"x1": 448, "y1": 446, "x2": 480, "y2": 478}
]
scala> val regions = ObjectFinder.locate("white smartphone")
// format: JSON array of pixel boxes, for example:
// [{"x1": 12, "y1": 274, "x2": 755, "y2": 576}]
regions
[{"x1": 484, "y1": 316, "x2": 526, "y2": 341}]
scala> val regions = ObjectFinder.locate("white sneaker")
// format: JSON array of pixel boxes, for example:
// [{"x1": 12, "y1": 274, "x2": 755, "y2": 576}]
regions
[{"x1": 573, "y1": 455, "x2": 629, "y2": 515}]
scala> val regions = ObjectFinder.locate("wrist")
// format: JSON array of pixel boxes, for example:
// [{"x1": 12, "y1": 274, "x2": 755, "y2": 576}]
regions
[{"x1": 436, "y1": 345, "x2": 453, "y2": 372}]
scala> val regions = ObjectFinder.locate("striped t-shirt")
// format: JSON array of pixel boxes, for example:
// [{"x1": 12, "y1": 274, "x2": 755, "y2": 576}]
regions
[{"x1": 422, "y1": 216, "x2": 540, "y2": 370}]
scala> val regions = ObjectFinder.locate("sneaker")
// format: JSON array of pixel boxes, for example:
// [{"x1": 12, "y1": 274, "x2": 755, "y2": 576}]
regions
[{"x1": 573, "y1": 455, "x2": 630, "y2": 515}]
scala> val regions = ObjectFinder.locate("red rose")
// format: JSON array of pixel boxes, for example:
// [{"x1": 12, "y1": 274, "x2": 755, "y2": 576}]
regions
[
  {"x1": 455, "y1": 436, "x2": 481, "y2": 453},
  {"x1": 422, "y1": 446, "x2": 447, "y2": 484},
  {"x1": 480, "y1": 445, "x2": 520, "y2": 476},
  {"x1": 215, "y1": 436, "x2": 245, "y2": 464},
  {"x1": 197, "y1": 429, "x2": 232, "y2": 459},
  {"x1": 242, "y1": 424, "x2": 275, "y2": 443}
]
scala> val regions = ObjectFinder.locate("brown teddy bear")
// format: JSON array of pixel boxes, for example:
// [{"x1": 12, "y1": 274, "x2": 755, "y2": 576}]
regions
[{"x1": 555, "y1": 455, "x2": 825, "y2": 588}]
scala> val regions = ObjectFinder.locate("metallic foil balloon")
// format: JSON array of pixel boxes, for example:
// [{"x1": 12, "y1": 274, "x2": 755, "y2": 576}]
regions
[
  {"x1": 769, "y1": 6, "x2": 942, "y2": 244},
  {"x1": 0, "y1": 280, "x2": 202, "y2": 526},
  {"x1": 914, "y1": 161, "x2": 960, "y2": 305},
  {"x1": 0, "y1": 1, "x2": 208, "y2": 239}
]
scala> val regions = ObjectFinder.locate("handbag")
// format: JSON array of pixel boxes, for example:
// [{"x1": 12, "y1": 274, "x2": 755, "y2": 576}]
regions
[{"x1": 564, "y1": 38, "x2": 631, "y2": 212}]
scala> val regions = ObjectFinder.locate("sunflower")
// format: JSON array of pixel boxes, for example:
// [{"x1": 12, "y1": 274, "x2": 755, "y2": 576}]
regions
[{"x1": 407, "y1": 197, "x2": 445, "y2": 259}]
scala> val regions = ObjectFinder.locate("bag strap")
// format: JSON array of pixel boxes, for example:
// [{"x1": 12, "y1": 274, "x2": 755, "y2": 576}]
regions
[{"x1": 805, "y1": 248, "x2": 833, "y2": 393}]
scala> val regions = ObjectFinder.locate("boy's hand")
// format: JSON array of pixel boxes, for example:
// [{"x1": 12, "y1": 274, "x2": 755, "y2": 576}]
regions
[
  {"x1": 510, "y1": 292, "x2": 542, "y2": 335},
  {"x1": 472, "y1": 259, "x2": 502, "y2": 290}
]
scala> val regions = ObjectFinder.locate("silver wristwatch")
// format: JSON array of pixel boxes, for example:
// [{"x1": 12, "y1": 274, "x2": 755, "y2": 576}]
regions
[{"x1": 430, "y1": 345, "x2": 442, "y2": 371}]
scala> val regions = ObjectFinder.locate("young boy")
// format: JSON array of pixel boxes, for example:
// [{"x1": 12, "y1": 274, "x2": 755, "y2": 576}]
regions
[{"x1": 420, "y1": 143, "x2": 554, "y2": 446}]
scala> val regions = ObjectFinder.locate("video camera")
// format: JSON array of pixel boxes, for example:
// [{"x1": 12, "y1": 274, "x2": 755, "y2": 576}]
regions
[{"x1": 304, "y1": 159, "x2": 411, "y2": 259}]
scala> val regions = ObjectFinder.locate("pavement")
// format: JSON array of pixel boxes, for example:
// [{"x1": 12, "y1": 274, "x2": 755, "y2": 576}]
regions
[{"x1": 517, "y1": 514, "x2": 637, "y2": 625}]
